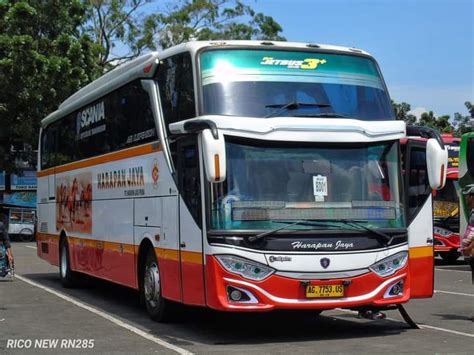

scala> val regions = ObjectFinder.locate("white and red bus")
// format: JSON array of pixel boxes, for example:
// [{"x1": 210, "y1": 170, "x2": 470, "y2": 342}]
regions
[{"x1": 37, "y1": 41, "x2": 447, "y2": 322}]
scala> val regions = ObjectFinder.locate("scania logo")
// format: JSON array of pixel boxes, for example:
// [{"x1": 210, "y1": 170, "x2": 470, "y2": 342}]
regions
[{"x1": 320, "y1": 257, "x2": 330, "y2": 269}]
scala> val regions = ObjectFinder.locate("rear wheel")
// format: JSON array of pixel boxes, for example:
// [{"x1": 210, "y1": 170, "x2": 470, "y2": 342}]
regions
[
  {"x1": 142, "y1": 248, "x2": 171, "y2": 322},
  {"x1": 440, "y1": 250, "x2": 460, "y2": 264},
  {"x1": 59, "y1": 239, "x2": 79, "y2": 288}
]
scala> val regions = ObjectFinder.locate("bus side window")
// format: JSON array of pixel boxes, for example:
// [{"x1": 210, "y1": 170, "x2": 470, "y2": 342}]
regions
[
  {"x1": 156, "y1": 52, "x2": 196, "y2": 135},
  {"x1": 41, "y1": 124, "x2": 57, "y2": 169},
  {"x1": 108, "y1": 81, "x2": 157, "y2": 151},
  {"x1": 177, "y1": 137, "x2": 201, "y2": 227},
  {"x1": 56, "y1": 115, "x2": 76, "y2": 165}
]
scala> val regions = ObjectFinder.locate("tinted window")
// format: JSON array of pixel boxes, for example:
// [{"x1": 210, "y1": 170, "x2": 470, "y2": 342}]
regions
[
  {"x1": 41, "y1": 80, "x2": 157, "y2": 168},
  {"x1": 177, "y1": 137, "x2": 201, "y2": 226},
  {"x1": 77, "y1": 81, "x2": 157, "y2": 160},
  {"x1": 56, "y1": 115, "x2": 76, "y2": 166},
  {"x1": 407, "y1": 147, "x2": 430, "y2": 222},
  {"x1": 156, "y1": 52, "x2": 196, "y2": 134},
  {"x1": 107, "y1": 81, "x2": 157, "y2": 152},
  {"x1": 200, "y1": 49, "x2": 394, "y2": 120},
  {"x1": 41, "y1": 125, "x2": 57, "y2": 169}
]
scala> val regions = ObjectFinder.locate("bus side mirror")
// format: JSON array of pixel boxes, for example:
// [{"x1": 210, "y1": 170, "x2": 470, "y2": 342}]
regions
[
  {"x1": 202, "y1": 129, "x2": 226, "y2": 183},
  {"x1": 426, "y1": 138, "x2": 448, "y2": 190}
]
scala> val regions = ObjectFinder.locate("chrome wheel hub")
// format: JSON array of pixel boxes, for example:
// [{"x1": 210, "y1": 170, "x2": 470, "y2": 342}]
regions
[{"x1": 144, "y1": 262, "x2": 160, "y2": 304}]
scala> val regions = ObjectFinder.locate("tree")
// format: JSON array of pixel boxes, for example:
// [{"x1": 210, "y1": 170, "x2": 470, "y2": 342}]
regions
[
  {"x1": 418, "y1": 111, "x2": 454, "y2": 133},
  {"x1": 0, "y1": 0, "x2": 102, "y2": 173},
  {"x1": 156, "y1": 0, "x2": 285, "y2": 49},
  {"x1": 453, "y1": 101, "x2": 474, "y2": 136},
  {"x1": 391, "y1": 100, "x2": 416, "y2": 125},
  {"x1": 85, "y1": 0, "x2": 285, "y2": 68},
  {"x1": 84, "y1": 0, "x2": 153, "y2": 68}
]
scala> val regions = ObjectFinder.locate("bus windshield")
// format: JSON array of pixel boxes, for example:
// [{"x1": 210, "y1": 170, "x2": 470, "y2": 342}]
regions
[
  {"x1": 209, "y1": 140, "x2": 405, "y2": 231},
  {"x1": 200, "y1": 49, "x2": 394, "y2": 120},
  {"x1": 433, "y1": 179, "x2": 459, "y2": 218}
]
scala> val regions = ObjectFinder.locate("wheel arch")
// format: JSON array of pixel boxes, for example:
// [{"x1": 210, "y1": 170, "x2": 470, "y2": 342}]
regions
[{"x1": 137, "y1": 238, "x2": 155, "y2": 292}]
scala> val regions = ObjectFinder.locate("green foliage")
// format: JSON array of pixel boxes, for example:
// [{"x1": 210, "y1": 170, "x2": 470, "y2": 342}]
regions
[
  {"x1": 156, "y1": 0, "x2": 285, "y2": 49},
  {"x1": 391, "y1": 99, "x2": 472, "y2": 137},
  {"x1": 86, "y1": 0, "x2": 286, "y2": 65},
  {"x1": 391, "y1": 100, "x2": 416, "y2": 125},
  {"x1": 0, "y1": 0, "x2": 102, "y2": 172},
  {"x1": 418, "y1": 111, "x2": 454, "y2": 133},
  {"x1": 453, "y1": 101, "x2": 474, "y2": 135},
  {"x1": 85, "y1": 0, "x2": 153, "y2": 68}
]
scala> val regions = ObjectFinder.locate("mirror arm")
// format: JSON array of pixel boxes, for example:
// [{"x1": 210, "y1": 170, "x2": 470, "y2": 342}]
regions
[
  {"x1": 183, "y1": 120, "x2": 219, "y2": 139},
  {"x1": 406, "y1": 125, "x2": 445, "y2": 150}
]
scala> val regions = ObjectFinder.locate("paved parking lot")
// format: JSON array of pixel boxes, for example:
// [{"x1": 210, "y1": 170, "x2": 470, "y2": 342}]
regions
[{"x1": 1, "y1": 242, "x2": 473, "y2": 354}]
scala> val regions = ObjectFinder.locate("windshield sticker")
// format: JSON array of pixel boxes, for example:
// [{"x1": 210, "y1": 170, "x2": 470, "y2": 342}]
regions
[
  {"x1": 260, "y1": 57, "x2": 327, "y2": 70},
  {"x1": 313, "y1": 175, "x2": 328, "y2": 202},
  {"x1": 200, "y1": 50, "x2": 385, "y2": 90}
]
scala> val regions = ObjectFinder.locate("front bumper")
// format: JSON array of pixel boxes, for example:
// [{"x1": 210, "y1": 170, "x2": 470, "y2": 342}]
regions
[
  {"x1": 434, "y1": 233, "x2": 460, "y2": 253},
  {"x1": 205, "y1": 255, "x2": 410, "y2": 311}
]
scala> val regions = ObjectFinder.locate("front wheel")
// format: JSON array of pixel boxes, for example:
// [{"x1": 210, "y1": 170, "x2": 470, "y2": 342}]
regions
[
  {"x1": 142, "y1": 248, "x2": 171, "y2": 322},
  {"x1": 59, "y1": 239, "x2": 79, "y2": 288}
]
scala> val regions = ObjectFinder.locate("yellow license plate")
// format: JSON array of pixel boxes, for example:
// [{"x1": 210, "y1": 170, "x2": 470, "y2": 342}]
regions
[{"x1": 306, "y1": 284, "x2": 344, "y2": 298}]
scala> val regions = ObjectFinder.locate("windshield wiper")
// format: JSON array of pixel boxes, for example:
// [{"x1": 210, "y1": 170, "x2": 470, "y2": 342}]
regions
[
  {"x1": 295, "y1": 112, "x2": 349, "y2": 118},
  {"x1": 247, "y1": 220, "x2": 340, "y2": 243},
  {"x1": 264, "y1": 101, "x2": 331, "y2": 118},
  {"x1": 248, "y1": 219, "x2": 400, "y2": 246},
  {"x1": 336, "y1": 219, "x2": 395, "y2": 246}
]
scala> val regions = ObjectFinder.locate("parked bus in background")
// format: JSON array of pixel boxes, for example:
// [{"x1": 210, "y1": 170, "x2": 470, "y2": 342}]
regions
[
  {"x1": 459, "y1": 132, "x2": 474, "y2": 257},
  {"x1": 36, "y1": 41, "x2": 447, "y2": 323},
  {"x1": 432, "y1": 134, "x2": 461, "y2": 263}
]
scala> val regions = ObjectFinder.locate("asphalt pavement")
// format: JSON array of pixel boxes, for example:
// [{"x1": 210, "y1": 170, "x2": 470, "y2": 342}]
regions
[{"x1": 0, "y1": 242, "x2": 473, "y2": 354}]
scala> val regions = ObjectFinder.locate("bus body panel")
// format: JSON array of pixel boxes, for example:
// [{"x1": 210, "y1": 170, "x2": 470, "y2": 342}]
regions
[
  {"x1": 407, "y1": 195, "x2": 434, "y2": 298},
  {"x1": 179, "y1": 196, "x2": 206, "y2": 306},
  {"x1": 37, "y1": 143, "x2": 185, "y2": 293},
  {"x1": 158, "y1": 196, "x2": 181, "y2": 301}
]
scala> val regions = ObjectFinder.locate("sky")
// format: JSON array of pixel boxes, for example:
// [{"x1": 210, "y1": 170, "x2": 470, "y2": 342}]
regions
[
  {"x1": 138, "y1": 0, "x2": 473, "y2": 119},
  {"x1": 248, "y1": 0, "x2": 473, "y2": 118}
]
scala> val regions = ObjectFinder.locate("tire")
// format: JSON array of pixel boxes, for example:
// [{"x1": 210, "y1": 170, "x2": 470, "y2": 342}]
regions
[
  {"x1": 19, "y1": 228, "x2": 35, "y2": 242},
  {"x1": 440, "y1": 250, "x2": 460, "y2": 264},
  {"x1": 142, "y1": 247, "x2": 171, "y2": 322},
  {"x1": 59, "y1": 239, "x2": 79, "y2": 288}
]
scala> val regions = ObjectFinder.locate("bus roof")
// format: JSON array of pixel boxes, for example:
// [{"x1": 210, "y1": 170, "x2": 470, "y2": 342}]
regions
[{"x1": 41, "y1": 40, "x2": 373, "y2": 128}]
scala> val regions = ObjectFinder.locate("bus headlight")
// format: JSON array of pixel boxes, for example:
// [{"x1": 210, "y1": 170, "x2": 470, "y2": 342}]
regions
[
  {"x1": 369, "y1": 251, "x2": 408, "y2": 277},
  {"x1": 433, "y1": 226, "x2": 453, "y2": 237},
  {"x1": 215, "y1": 255, "x2": 275, "y2": 281}
]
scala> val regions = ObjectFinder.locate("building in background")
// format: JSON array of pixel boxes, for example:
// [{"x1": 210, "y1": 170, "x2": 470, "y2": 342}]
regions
[{"x1": 0, "y1": 145, "x2": 37, "y2": 241}]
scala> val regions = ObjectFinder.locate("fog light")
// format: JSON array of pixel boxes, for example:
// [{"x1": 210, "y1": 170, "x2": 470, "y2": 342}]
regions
[
  {"x1": 384, "y1": 280, "x2": 404, "y2": 298},
  {"x1": 390, "y1": 283, "x2": 402, "y2": 295},
  {"x1": 230, "y1": 289, "x2": 242, "y2": 301},
  {"x1": 226, "y1": 286, "x2": 258, "y2": 303}
]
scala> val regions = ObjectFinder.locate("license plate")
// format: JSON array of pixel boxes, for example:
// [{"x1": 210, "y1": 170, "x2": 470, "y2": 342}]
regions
[{"x1": 306, "y1": 284, "x2": 344, "y2": 298}]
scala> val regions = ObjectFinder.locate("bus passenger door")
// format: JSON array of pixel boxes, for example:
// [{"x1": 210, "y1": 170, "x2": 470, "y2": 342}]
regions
[
  {"x1": 404, "y1": 140, "x2": 434, "y2": 298},
  {"x1": 176, "y1": 136, "x2": 206, "y2": 305}
]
